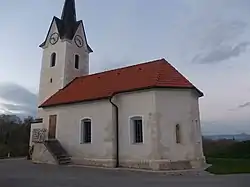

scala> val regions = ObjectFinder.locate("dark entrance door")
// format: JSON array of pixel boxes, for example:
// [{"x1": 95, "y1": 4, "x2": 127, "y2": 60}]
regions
[{"x1": 48, "y1": 115, "x2": 57, "y2": 139}]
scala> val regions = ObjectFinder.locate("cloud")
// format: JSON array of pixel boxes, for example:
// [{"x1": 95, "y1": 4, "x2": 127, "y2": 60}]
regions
[
  {"x1": 193, "y1": 42, "x2": 250, "y2": 64},
  {"x1": 0, "y1": 103, "x2": 35, "y2": 115},
  {"x1": 238, "y1": 102, "x2": 250, "y2": 108},
  {"x1": 190, "y1": 19, "x2": 249, "y2": 64},
  {"x1": 0, "y1": 83, "x2": 38, "y2": 117},
  {"x1": 201, "y1": 21, "x2": 247, "y2": 49},
  {"x1": 227, "y1": 101, "x2": 250, "y2": 112}
]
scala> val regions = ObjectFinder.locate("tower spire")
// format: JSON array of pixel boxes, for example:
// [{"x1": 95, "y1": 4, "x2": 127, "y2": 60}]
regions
[
  {"x1": 40, "y1": 0, "x2": 93, "y2": 52},
  {"x1": 61, "y1": 0, "x2": 77, "y2": 24}
]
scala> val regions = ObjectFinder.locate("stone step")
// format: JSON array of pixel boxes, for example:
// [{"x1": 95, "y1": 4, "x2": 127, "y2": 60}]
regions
[
  {"x1": 59, "y1": 158, "x2": 71, "y2": 165},
  {"x1": 58, "y1": 157, "x2": 71, "y2": 161},
  {"x1": 56, "y1": 155, "x2": 71, "y2": 159},
  {"x1": 44, "y1": 139, "x2": 71, "y2": 165}
]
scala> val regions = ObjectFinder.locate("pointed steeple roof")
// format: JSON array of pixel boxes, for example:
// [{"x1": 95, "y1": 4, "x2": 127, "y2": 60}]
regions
[
  {"x1": 59, "y1": 0, "x2": 77, "y2": 40},
  {"x1": 61, "y1": 0, "x2": 76, "y2": 23},
  {"x1": 60, "y1": 0, "x2": 77, "y2": 39},
  {"x1": 39, "y1": 0, "x2": 93, "y2": 52}
]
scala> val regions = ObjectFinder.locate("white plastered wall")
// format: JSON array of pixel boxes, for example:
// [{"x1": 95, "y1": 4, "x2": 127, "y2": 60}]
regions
[{"x1": 154, "y1": 89, "x2": 204, "y2": 162}]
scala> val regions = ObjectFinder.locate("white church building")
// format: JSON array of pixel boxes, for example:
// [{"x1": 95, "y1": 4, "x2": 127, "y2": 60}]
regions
[{"x1": 30, "y1": 0, "x2": 206, "y2": 170}]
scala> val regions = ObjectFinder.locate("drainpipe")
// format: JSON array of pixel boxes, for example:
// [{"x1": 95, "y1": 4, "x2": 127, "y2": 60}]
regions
[{"x1": 109, "y1": 93, "x2": 119, "y2": 168}]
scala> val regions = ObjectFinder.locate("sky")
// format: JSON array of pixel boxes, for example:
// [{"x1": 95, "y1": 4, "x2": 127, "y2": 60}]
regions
[{"x1": 0, "y1": 0, "x2": 250, "y2": 134}]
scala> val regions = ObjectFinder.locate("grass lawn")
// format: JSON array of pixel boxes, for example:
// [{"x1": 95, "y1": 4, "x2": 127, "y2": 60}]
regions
[{"x1": 206, "y1": 158, "x2": 250, "y2": 174}]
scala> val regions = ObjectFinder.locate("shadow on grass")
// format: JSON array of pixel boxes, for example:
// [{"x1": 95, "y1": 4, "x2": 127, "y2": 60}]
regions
[{"x1": 206, "y1": 158, "x2": 250, "y2": 175}]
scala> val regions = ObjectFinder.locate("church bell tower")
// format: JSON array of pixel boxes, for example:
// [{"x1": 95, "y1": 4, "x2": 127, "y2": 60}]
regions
[{"x1": 38, "y1": 0, "x2": 93, "y2": 107}]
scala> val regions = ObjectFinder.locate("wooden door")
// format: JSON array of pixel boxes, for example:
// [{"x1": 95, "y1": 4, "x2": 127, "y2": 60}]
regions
[{"x1": 48, "y1": 115, "x2": 57, "y2": 139}]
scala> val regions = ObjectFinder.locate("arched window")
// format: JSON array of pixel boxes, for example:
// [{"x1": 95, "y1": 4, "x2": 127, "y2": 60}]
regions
[
  {"x1": 80, "y1": 118, "x2": 91, "y2": 143},
  {"x1": 176, "y1": 124, "x2": 181, "y2": 144},
  {"x1": 75, "y1": 54, "x2": 79, "y2": 69},
  {"x1": 50, "y1": 53, "x2": 56, "y2": 67}
]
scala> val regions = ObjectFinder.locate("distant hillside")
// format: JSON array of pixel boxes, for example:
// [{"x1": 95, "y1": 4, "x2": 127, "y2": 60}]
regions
[{"x1": 204, "y1": 133, "x2": 250, "y2": 141}]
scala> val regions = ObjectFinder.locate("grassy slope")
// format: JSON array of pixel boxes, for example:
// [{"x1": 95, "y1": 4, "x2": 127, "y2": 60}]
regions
[
  {"x1": 206, "y1": 158, "x2": 250, "y2": 174},
  {"x1": 203, "y1": 139, "x2": 250, "y2": 174}
]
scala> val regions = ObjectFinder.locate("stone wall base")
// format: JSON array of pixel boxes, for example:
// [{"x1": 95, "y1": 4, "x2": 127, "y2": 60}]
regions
[
  {"x1": 71, "y1": 157, "x2": 207, "y2": 171},
  {"x1": 31, "y1": 145, "x2": 206, "y2": 171},
  {"x1": 157, "y1": 157, "x2": 206, "y2": 170},
  {"x1": 190, "y1": 156, "x2": 207, "y2": 169},
  {"x1": 71, "y1": 157, "x2": 116, "y2": 168},
  {"x1": 118, "y1": 157, "x2": 207, "y2": 171}
]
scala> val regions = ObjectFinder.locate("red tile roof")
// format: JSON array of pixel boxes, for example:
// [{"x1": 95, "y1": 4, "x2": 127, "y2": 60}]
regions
[{"x1": 40, "y1": 58, "x2": 203, "y2": 108}]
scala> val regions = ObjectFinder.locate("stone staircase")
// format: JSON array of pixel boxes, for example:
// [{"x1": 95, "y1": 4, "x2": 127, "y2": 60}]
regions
[{"x1": 44, "y1": 139, "x2": 71, "y2": 165}]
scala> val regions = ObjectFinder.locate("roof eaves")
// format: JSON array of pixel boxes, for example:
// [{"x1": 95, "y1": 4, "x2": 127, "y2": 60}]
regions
[
  {"x1": 39, "y1": 86, "x2": 157, "y2": 108},
  {"x1": 79, "y1": 20, "x2": 93, "y2": 53},
  {"x1": 39, "y1": 85, "x2": 202, "y2": 108},
  {"x1": 40, "y1": 96, "x2": 110, "y2": 108},
  {"x1": 39, "y1": 16, "x2": 59, "y2": 48},
  {"x1": 160, "y1": 59, "x2": 204, "y2": 97},
  {"x1": 195, "y1": 88, "x2": 204, "y2": 97}
]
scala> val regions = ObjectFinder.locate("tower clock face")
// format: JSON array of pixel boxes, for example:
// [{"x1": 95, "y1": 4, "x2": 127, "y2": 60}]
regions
[
  {"x1": 49, "y1": 33, "x2": 59, "y2": 45},
  {"x1": 74, "y1": 35, "x2": 84, "y2": 48}
]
